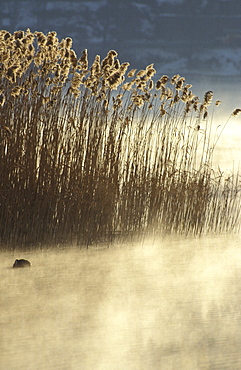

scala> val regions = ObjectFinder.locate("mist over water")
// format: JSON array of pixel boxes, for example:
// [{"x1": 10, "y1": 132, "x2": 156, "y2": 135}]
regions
[{"x1": 1, "y1": 234, "x2": 241, "y2": 370}]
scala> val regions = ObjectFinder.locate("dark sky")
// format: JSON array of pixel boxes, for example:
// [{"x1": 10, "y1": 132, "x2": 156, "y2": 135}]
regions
[{"x1": 1, "y1": 0, "x2": 241, "y2": 71}]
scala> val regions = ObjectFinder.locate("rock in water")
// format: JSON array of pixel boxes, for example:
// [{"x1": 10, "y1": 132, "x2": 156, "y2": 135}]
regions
[{"x1": 13, "y1": 259, "x2": 31, "y2": 268}]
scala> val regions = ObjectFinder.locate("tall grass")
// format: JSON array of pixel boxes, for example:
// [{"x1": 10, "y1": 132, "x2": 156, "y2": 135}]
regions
[{"x1": 0, "y1": 29, "x2": 240, "y2": 247}]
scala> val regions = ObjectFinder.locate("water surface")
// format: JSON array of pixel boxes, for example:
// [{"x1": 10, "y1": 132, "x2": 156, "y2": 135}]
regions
[{"x1": 1, "y1": 234, "x2": 241, "y2": 369}]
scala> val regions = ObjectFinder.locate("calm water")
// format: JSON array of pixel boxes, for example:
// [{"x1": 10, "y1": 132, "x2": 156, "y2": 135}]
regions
[
  {"x1": 1, "y1": 234, "x2": 241, "y2": 370},
  {"x1": 185, "y1": 75, "x2": 241, "y2": 171}
]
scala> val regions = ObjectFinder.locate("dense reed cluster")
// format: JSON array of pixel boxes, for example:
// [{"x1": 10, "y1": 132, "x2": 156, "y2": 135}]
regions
[{"x1": 0, "y1": 29, "x2": 240, "y2": 248}]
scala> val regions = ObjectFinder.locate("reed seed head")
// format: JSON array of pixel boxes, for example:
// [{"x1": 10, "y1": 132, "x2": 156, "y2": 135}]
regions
[
  {"x1": 160, "y1": 75, "x2": 169, "y2": 85},
  {"x1": 114, "y1": 59, "x2": 120, "y2": 70},
  {"x1": 159, "y1": 103, "x2": 167, "y2": 116},
  {"x1": 155, "y1": 80, "x2": 162, "y2": 90},
  {"x1": 203, "y1": 110, "x2": 208, "y2": 119},
  {"x1": 149, "y1": 80, "x2": 154, "y2": 90},
  {"x1": 203, "y1": 90, "x2": 213, "y2": 105},
  {"x1": 14, "y1": 30, "x2": 24, "y2": 40},
  {"x1": 146, "y1": 67, "x2": 156, "y2": 78},
  {"x1": 65, "y1": 37, "x2": 73, "y2": 49},
  {"x1": 136, "y1": 69, "x2": 146, "y2": 77},
  {"x1": 176, "y1": 77, "x2": 185, "y2": 90},
  {"x1": 122, "y1": 81, "x2": 134, "y2": 91},
  {"x1": 35, "y1": 31, "x2": 46, "y2": 46},
  {"x1": 232, "y1": 108, "x2": 241, "y2": 116},
  {"x1": 127, "y1": 69, "x2": 136, "y2": 78},
  {"x1": 79, "y1": 49, "x2": 88, "y2": 70},
  {"x1": 171, "y1": 74, "x2": 180, "y2": 84}
]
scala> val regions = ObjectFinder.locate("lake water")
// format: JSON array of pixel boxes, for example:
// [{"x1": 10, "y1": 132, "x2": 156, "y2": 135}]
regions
[
  {"x1": 1, "y1": 234, "x2": 241, "y2": 370},
  {"x1": 188, "y1": 75, "x2": 241, "y2": 172}
]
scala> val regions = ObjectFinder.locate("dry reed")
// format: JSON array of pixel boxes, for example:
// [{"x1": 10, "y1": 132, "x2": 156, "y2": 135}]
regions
[{"x1": 0, "y1": 29, "x2": 240, "y2": 248}]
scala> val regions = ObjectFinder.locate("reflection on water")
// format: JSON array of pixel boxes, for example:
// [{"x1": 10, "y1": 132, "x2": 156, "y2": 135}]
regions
[{"x1": 1, "y1": 235, "x2": 241, "y2": 370}]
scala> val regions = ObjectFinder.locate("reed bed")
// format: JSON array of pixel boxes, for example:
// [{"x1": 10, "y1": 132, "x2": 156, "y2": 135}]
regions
[{"x1": 0, "y1": 29, "x2": 240, "y2": 248}]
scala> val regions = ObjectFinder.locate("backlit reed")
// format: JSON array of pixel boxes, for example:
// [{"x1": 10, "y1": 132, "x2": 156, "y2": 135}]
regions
[{"x1": 0, "y1": 29, "x2": 240, "y2": 248}]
